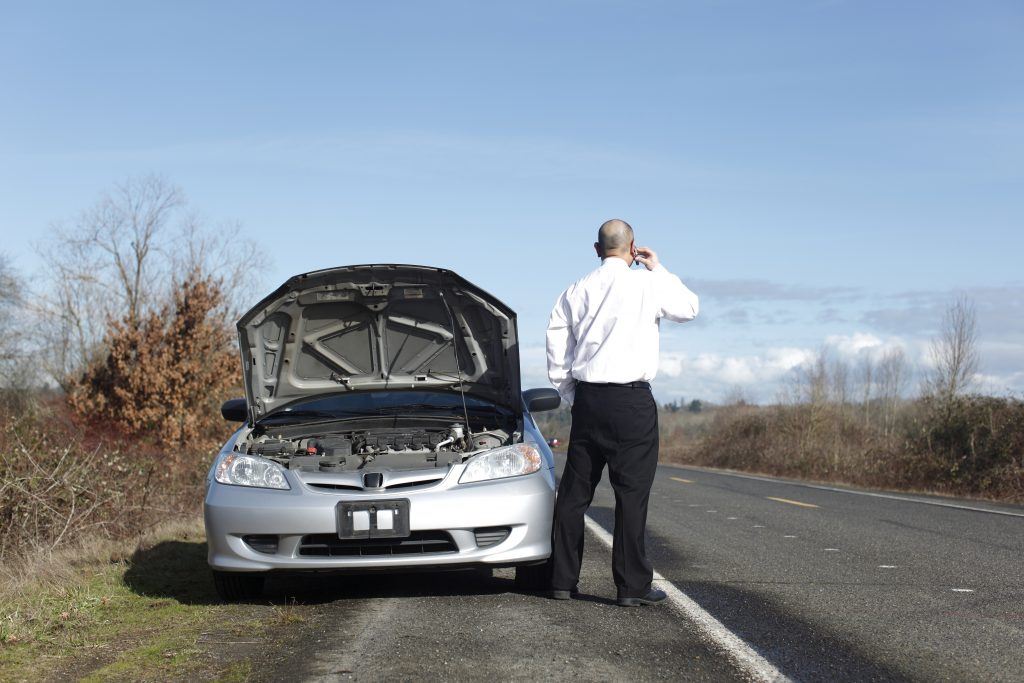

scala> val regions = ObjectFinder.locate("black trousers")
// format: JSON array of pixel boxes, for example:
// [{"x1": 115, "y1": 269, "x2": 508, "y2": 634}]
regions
[{"x1": 550, "y1": 381, "x2": 659, "y2": 598}]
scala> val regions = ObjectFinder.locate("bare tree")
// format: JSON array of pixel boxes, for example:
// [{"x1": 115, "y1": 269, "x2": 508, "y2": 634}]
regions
[
  {"x1": 35, "y1": 175, "x2": 184, "y2": 386},
  {"x1": 67, "y1": 175, "x2": 185, "y2": 327},
  {"x1": 877, "y1": 347, "x2": 908, "y2": 435},
  {"x1": 829, "y1": 356, "x2": 850, "y2": 410},
  {"x1": 926, "y1": 297, "x2": 980, "y2": 402},
  {"x1": 0, "y1": 254, "x2": 29, "y2": 389},
  {"x1": 798, "y1": 349, "x2": 830, "y2": 407},
  {"x1": 34, "y1": 175, "x2": 264, "y2": 388},
  {"x1": 857, "y1": 354, "x2": 876, "y2": 428},
  {"x1": 172, "y1": 213, "x2": 264, "y2": 319}
]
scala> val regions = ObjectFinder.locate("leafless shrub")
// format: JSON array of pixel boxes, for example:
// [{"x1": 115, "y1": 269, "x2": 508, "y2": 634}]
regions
[{"x1": 0, "y1": 400, "x2": 207, "y2": 562}]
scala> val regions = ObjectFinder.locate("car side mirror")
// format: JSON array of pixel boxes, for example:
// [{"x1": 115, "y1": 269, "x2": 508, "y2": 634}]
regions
[
  {"x1": 523, "y1": 388, "x2": 561, "y2": 413},
  {"x1": 221, "y1": 398, "x2": 248, "y2": 422}
]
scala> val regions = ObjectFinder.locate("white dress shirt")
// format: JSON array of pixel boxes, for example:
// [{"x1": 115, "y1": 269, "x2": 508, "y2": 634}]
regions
[{"x1": 546, "y1": 258, "x2": 699, "y2": 406}]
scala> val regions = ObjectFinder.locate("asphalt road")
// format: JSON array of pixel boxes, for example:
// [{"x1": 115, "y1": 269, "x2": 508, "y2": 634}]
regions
[
  {"x1": 255, "y1": 458, "x2": 1024, "y2": 682},
  {"x1": 608, "y1": 462, "x2": 1024, "y2": 682}
]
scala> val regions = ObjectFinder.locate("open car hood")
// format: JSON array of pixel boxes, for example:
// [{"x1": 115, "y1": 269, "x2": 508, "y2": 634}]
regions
[{"x1": 237, "y1": 264, "x2": 521, "y2": 421}]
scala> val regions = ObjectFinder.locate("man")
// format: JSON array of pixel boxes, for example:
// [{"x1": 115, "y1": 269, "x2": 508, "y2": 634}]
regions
[{"x1": 546, "y1": 219, "x2": 699, "y2": 606}]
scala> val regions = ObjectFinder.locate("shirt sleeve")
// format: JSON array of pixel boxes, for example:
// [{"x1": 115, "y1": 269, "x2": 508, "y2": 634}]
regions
[
  {"x1": 545, "y1": 289, "x2": 577, "y2": 406},
  {"x1": 651, "y1": 264, "x2": 699, "y2": 322}
]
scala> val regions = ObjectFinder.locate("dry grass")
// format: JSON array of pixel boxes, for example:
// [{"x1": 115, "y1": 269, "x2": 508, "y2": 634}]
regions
[
  {"x1": 0, "y1": 517, "x2": 294, "y2": 682},
  {"x1": 0, "y1": 518, "x2": 204, "y2": 644}
]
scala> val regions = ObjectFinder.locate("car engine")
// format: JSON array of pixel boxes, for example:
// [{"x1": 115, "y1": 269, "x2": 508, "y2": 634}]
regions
[{"x1": 241, "y1": 422, "x2": 512, "y2": 473}]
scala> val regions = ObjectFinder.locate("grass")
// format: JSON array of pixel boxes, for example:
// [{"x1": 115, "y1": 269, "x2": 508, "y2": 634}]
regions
[{"x1": 0, "y1": 517, "x2": 295, "y2": 682}]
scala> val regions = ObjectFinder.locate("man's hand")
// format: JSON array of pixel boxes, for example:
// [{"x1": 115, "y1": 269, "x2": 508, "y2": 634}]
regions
[{"x1": 634, "y1": 245, "x2": 660, "y2": 271}]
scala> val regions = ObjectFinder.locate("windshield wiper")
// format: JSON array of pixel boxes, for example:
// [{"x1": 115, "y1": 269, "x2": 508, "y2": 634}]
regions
[
  {"x1": 257, "y1": 409, "x2": 359, "y2": 424},
  {"x1": 368, "y1": 403, "x2": 463, "y2": 415},
  {"x1": 367, "y1": 403, "x2": 510, "y2": 417}
]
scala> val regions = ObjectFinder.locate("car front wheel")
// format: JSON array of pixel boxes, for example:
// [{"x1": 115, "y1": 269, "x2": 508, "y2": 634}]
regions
[{"x1": 212, "y1": 570, "x2": 265, "y2": 602}]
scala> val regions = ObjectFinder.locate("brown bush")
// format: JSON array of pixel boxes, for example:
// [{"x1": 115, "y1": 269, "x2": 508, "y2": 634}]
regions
[{"x1": 69, "y1": 271, "x2": 239, "y2": 449}]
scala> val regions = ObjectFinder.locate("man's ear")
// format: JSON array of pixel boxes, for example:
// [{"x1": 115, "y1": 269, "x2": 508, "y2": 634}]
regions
[{"x1": 594, "y1": 242, "x2": 603, "y2": 258}]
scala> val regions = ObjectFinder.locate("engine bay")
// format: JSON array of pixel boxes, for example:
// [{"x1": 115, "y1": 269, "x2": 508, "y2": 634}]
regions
[{"x1": 241, "y1": 420, "x2": 513, "y2": 473}]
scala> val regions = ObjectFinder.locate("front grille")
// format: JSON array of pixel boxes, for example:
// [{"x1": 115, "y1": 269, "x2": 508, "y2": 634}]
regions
[
  {"x1": 307, "y1": 482, "x2": 363, "y2": 491},
  {"x1": 298, "y1": 531, "x2": 457, "y2": 557},
  {"x1": 474, "y1": 526, "x2": 511, "y2": 548},
  {"x1": 243, "y1": 534, "x2": 279, "y2": 554},
  {"x1": 306, "y1": 478, "x2": 442, "y2": 492},
  {"x1": 385, "y1": 478, "x2": 443, "y2": 490}
]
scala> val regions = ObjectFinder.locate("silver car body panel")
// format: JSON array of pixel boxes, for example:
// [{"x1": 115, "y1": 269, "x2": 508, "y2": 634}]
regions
[{"x1": 205, "y1": 426, "x2": 555, "y2": 572}]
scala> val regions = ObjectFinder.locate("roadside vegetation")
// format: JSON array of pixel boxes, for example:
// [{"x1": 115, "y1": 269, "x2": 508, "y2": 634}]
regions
[
  {"x1": 1, "y1": 176, "x2": 252, "y2": 564},
  {"x1": 0, "y1": 176, "x2": 270, "y2": 678}
]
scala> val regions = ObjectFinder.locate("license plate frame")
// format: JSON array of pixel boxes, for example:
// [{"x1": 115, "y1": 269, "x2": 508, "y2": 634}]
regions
[{"x1": 336, "y1": 499, "x2": 411, "y2": 539}]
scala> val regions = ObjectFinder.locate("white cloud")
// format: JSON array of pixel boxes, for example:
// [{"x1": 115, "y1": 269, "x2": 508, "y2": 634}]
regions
[
  {"x1": 824, "y1": 332, "x2": 885, "y2": 356},
  {"x1": 654, "y1": 347, "x2": 813, "y2": 402}
]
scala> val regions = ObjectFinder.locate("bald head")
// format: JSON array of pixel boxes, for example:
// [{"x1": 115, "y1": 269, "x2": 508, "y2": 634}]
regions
[{"x1": 597, "y1": 219, "x2": 634, "y2": 255}]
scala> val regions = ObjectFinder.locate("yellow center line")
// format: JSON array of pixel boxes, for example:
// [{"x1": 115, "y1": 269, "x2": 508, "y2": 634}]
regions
[
  {"x1": 670, "y1": 476, "x2": 695, "y2": 484},
  {"x1": 766, "y1": 496, "x2": 819, "y2": 509}
]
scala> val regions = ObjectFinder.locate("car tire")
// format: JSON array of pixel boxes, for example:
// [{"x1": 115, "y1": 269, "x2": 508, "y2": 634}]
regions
[
  {"x1": 514, "y1": 560, "x2": 550, "y2": 591},
  {"x1": 212, "y1": 570, "x2": 265, "y2": 602}
]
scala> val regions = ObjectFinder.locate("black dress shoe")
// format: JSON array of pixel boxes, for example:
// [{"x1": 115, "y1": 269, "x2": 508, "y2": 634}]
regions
[
  {"x1": 548, "y1": 585, "x2": 580, "y2": 600},
  {"x1": 617, "y1": 588, "x2": 667, "y2": 607}
]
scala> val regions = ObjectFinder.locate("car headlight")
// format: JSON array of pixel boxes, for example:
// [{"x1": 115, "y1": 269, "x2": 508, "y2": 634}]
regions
[
  {"x1": 459, "y1": 444, "x2": 542, "y2": 484},
  {"x1": 215, "y1": 453, "x2": 290, "y2": 490}
]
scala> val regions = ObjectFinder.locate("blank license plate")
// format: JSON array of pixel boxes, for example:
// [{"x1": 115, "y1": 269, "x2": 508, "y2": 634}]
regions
[{"x1": 336, "y1": 499, "x2": 410, "y2": 539}]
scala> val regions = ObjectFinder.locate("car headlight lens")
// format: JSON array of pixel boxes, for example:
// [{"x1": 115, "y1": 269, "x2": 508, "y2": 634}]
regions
[
  {"x1": 215, "y1": 453, "x2": 290, "y2": 490},
  {"x1": 459, "y1": 444, "x2": 542, "y2": 484}
]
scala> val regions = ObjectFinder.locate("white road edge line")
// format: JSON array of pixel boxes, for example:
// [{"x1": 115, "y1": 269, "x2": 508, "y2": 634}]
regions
[
  {"x1": 583, "y1": 515, "x2": 790, "y2": 683},
  {"x1": 669, "y1": 465, "x2": 1024, "y2": 518}
]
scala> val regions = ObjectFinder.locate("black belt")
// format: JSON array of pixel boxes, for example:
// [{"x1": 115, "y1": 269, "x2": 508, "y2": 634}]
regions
[{"x1": 577, "y1": 380, "x2": 650, "y2": 389}]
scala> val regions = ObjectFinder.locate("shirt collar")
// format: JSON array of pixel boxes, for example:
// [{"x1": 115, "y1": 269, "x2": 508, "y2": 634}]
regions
[{"x1": 601, "y1": 257, "x2": 630, "y2": 269}]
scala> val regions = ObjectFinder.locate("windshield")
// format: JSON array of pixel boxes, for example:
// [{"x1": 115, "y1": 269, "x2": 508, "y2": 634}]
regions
[{"x1": 257, "y1": 390, "x2": 511, "y2": 424}]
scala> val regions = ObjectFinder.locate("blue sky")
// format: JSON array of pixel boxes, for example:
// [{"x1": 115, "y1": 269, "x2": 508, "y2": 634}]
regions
[{"x1": 2, "y1": 1, "x2": 1022, "y2": 402}]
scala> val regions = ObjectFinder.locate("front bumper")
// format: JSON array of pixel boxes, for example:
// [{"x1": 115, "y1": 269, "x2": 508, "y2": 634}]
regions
[{"x1": 204, "y1": 466, "x2": 555, "y2": 573}]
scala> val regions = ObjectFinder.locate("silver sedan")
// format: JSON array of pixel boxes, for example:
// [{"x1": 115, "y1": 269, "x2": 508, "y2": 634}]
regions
[{"x1": 204, "y1": 265, "x2": 560, "y2": 601}]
